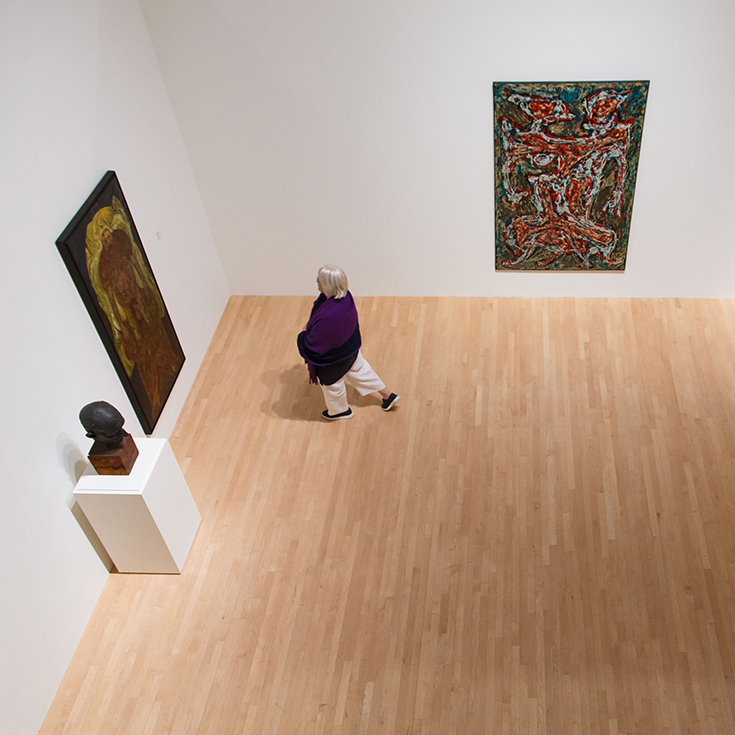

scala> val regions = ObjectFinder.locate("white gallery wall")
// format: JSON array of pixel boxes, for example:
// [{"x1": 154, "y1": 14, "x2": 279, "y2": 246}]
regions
[
  {"x1": 0, "y1": 1, "x2": 228, "y2": 733},
  {"x1": 140, "y1": 0, "x2": 735, "y2": 297}
]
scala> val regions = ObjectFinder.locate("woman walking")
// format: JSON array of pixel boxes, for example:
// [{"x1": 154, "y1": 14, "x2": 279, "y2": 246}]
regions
[{"x1": 297, "y1": 265, "x2": 400, "y2": 420}]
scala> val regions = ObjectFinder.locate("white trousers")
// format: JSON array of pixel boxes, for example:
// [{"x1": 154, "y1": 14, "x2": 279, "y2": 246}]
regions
[{"x1": 320, "y1": 351, "x2": 385, "y2": 414}]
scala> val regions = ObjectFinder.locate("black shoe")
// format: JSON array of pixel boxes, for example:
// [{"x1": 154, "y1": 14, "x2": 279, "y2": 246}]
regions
[
  {"x1": 381, "y1": 393, "x2": 400, "y2": 411},
  {"x1": 322, "y1": 408, "x2": 353, "y2": 420}
]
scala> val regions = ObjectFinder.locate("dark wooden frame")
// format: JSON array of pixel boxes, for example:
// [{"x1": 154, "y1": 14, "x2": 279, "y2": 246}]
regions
[{"x1": 56, "y1": 171, "x2": 185, "y2": 434}]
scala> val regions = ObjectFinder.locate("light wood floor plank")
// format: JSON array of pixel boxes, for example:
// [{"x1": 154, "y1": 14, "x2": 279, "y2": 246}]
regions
[{"x1": 40, "y1": 296, "x2": 735, "y2": 734}]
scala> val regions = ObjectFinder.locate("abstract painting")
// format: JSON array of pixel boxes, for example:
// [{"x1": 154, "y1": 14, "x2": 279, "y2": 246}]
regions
[
  {"x1": 494, "y1": 81, "x2": 649, "y2": 270},
  {"x1": 57, "y1": 171, "x2": 185, "y2": 434}
]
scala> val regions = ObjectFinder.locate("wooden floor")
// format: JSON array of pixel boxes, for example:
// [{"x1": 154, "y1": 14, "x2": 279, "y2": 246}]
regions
[{"x1": 41, "y1": 296, "x2": 735, "y2": 735}]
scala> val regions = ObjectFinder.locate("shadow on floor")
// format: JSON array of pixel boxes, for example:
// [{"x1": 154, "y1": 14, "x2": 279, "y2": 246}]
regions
[
  {"x1": 264, "y1": 364, "x2": 381, "y2": 421},
  {"x1": 265, "y1": 364, "x2": 323, "y2": 421}
]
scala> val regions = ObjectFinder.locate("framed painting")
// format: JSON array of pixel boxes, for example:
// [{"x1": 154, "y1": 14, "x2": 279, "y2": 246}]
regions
[
  {"x1": 494, "y1": 80, "x2": 649, "y2": 270},
  {"x1": 56, "y1": 171, "x2": 185, "y2": 434}
]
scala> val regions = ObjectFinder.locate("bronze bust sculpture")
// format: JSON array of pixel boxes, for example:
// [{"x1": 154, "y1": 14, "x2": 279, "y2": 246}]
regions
[{"x1": 79, "y1": 401, "x2": 138, "y2": 475}]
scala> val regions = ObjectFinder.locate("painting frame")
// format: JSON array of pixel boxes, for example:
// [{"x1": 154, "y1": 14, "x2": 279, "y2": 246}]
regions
[
  {"x1": 493, "y1": 80, "x2": 649, "y2": 271},
  {"x1": 56, "y1": 171, "x2": 185, "y2": 434}
]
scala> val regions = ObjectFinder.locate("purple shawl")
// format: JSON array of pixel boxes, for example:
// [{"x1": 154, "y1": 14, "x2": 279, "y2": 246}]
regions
[{"x1": 297, "y1": 292, "x2": 362, "y2": 384}]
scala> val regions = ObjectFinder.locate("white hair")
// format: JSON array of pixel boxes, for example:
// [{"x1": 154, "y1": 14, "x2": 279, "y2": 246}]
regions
[{"x1": 317, "y1": 265, "x2": 349, "y2": 299}]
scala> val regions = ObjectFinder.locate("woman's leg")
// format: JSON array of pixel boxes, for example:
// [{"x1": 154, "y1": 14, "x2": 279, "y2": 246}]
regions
[
  {"x1": 344, "y1": 351, "x2": 398, "y2": 401},
  {"x1": 320, "y1": 377, "x2": 349, "y2": 415}
]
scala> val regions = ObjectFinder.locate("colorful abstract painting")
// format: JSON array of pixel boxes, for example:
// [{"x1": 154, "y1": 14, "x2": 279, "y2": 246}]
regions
[{"x1": 494, "y1": 81, "x2": 649, "y2": 270}]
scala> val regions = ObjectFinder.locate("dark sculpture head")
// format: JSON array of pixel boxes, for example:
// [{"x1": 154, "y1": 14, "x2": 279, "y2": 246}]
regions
[{"x1": 79, "y1": 401, "x2": 129, "y2": 450}]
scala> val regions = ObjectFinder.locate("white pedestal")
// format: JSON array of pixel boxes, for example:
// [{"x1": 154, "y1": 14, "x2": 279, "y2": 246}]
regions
[{"x1": 73, "y1": 438, "x2": 201, "y2": 573}]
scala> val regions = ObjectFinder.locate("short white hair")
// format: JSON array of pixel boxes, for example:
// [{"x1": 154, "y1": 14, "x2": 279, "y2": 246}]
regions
[{"x1": 317, "y1": 265, "x2": 349, "y2": 299}]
